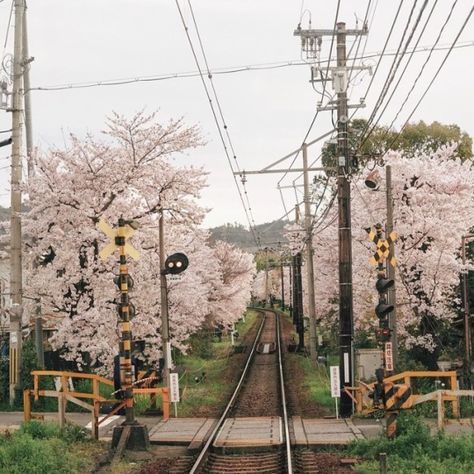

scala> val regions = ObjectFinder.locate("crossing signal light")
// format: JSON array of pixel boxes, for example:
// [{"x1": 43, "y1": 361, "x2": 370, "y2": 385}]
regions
[
  {"x1": 163, "y1": 252, "x2": 189, "y2": 275},
  {"x1": 376, "y1": 277, "x2": 394, "y2": 293},
  {"x1": 375, "y1": 274, "x2": 394, "y2": 318},
  {"x1": 376, "y1": 327, "x2": 392, "y2": 342},
  {"x1": 114, "y1": 274, "x2": 134, "y2": 290},
  {"x1": 375, "y1": 302, "x2": 394, "y2": 318}
]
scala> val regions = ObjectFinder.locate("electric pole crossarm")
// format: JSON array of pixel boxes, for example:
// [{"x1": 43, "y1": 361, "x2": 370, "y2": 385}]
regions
[
  {"x1": 260, "y1": 129, "x2": 335, "y2": 172},
  {"x1": 234, "y1": 167, "x2": 329, "y2": 176},
  {"x1": 294, "y1": 27, "x2": 368, "y2": 38}
]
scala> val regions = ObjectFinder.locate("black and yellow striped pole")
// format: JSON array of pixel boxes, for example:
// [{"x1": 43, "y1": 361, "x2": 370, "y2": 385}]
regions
[
  {"x1": 116, "y1": 218, "x2": 135, "y2": 424},
  {"x1": 98, "y1": 217, "x2": 149, "y2": 450}
]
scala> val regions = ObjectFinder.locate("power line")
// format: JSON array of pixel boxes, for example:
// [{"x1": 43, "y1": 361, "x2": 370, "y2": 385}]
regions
[
  {"x1": 174, "y1": 0, "x2": 261, "y2": 246},
  {"x1": 387, "y1": 3, "x2": 474, "y2": 150},
  {"x1": 20, "y1": 41, "x2": 473, "y2": 93},
  {"x1": 185, "y1": 0, "x2": 261, "y2": 245},
  {"x1": 359, "y1": 0, "x2": 431, "y2": 149},
  {"x1": 384, "y1": 0, "x2": 459, "y2": 136},
  {"x1": 358, "y1": 0, "x2": 420, "y2": 148}
]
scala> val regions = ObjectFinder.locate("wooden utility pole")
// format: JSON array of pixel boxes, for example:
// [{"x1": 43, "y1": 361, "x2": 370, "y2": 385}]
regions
[
  {"x1": 294, "y1": 206, "x2": 304, "y2": 350},
  {"x1": 294, "y1": 19, "x2": 367, "y2": 417},
  {"x1": 385, "y1": 165, "x2": 398, "y2": 369},
  {"x1": 335, "y1": 22, "x2": 354, "y2": 417},
  {"x1": 159, "y1": 209, "x2": 171, "y2": 388},
  {"x1": 302, "y1": 143, "x2": 318, "y2": 363},
  {"x1": 280, "y1": 261, "x2": 285, "y2": 310},
  {"x1": 9, "y1": 0, "x2": 25, "y2": 404}
]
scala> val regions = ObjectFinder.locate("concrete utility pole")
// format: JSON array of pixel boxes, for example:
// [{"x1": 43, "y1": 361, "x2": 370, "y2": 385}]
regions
[
  {"x1": 302, "y1": 143, "x2": 318, "y2": 363},
  {"x1": 9, "y1": 0, "x2": 25, "y2": 404},
  {"x1": 159, "y1": 209, "x2": 171, "y2": 388},
  {"x1": 385, "y1": 166, "x2": 398, "y2": 369},
  {"x1": 295, "y1": 20, "x2": 368, "y2": 418},
  {"x1": 21, "y1": 3, "x2": 43, "y2": 369}
]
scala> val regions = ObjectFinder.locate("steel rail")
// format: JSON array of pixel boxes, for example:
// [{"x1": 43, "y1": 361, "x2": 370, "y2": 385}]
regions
[
  {"x1": 276, "y1": 310, "x2": 294, "y2": 473},
  {"x1": 188, "y1": 310, "x2": 267, "y2": 474}
]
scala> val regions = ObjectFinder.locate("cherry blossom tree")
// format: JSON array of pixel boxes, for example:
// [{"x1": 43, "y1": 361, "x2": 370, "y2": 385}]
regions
[
  {"x1": 21, "y1": 111, "x2": 253, "y2": 374},
  {"x1": 207, "y1": 241, "x2": 255, "y2": 328},
  {"x1": 312, "y1": 144, "x2": 474, "y2": 366}
]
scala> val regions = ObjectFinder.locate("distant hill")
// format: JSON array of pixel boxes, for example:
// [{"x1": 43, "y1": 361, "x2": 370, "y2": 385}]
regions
[{"x1": 209, "y1": 220, "x2": 290, "y2": 252}]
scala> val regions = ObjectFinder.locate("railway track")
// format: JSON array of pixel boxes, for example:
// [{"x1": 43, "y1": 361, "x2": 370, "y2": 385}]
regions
[{"x1": 189, "y1": 308, "x2": 293, "y2": 474}]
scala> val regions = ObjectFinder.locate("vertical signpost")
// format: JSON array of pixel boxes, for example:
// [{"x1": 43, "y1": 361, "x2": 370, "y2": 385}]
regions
[
  {"x1": 330, "y1": 365, "x2": 340, "y2": 419},
  {"x1": 170, "y1": 372, "x2": 180, "y2": 418}
]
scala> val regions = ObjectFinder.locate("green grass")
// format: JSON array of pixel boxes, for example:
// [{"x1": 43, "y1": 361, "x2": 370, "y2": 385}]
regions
[
  {"x1": 173, "y1": 311, "x2": 258, "y2": 416},
  {"x1": 348, "y1": 412, "x2": 474, "y2": 473},
  {"x1": 298, "y1": 355, "x2": 334, "y2": 410},
  {"x1": 0, "y1": 421, "x2": 97, "y2": 474}
]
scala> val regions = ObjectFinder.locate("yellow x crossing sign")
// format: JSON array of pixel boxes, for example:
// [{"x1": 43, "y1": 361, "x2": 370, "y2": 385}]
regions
[
  {"x1": 97, "y1": 219, "x2": 140, "y2": 261},
  {"x1": 368, "y1": 227, "x2": 397, "y2": 267}
]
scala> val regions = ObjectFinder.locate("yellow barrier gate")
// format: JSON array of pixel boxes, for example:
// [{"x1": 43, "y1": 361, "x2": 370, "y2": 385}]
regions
[{"x1": 23, "y1": 370, "x2": 169, "y2": 439}]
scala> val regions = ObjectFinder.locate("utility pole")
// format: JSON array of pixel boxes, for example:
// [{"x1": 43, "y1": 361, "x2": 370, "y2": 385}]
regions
[
  {"x1": 385, "y1": 166, "x2": 398, "y2": 369},
  {"x1": 22, "y1": 4, "x2": 42, "y2": 368},
  {"x1": 159, "y1": 209, "x2": 170, "y2": 388},
  {"x1": 335, "y1": 22, "x2": 354, "y2": 417},
  {"x1": 461, "y1": 234, "x2": 474, "y2": 378},
  {"x1": 280, "y1": 260, "x2": 285, "y2": 310},
  {"x1": 302, "y1": 143, "x2": 318, "y2": 363},
  {"x1": 9, "y1": 0, "x2": 25, "y2": 404},
  {"x1": 294, "y1": 206, "x2": 304, "y2": 350},
  {"x1": 294, "y1": 19, "x2": 368, "y2": 418}
]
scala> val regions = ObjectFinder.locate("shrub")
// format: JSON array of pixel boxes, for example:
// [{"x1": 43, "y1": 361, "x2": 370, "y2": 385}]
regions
[{"x1": 349, "y1": 412, "x2": 474, "y2": 473}]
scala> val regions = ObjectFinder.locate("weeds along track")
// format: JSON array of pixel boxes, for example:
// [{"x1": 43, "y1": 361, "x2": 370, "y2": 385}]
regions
[{"x1": 189, "y1": 309, "x2": 293, "y2": 474}]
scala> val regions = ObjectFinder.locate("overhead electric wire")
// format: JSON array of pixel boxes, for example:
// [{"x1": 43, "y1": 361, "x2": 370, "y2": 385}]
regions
[
  {"x1": 384, "y1": 0, "x2": 460, "y2": 138},
  {"x1": 174, "y1": 0, "x2": 261, "y2": 246},
  {"x1": 357, "y1": 0, "x2": 419, "y2": 148},
  {"x1": 185, "y1": 0, "x2": 262, "y2": 246},
  {"x1": 21, "y1": 42, "x2": 473, "y2": 93},
  {"x1": 363, "y1": 0, "x2": 437, "y2": 132},
  {"x1": 386, "y1": 3, "x2": 474, "y2": 150},
  {"x1": 359, "y1": 0, "x2": 430, "y2": 150}
]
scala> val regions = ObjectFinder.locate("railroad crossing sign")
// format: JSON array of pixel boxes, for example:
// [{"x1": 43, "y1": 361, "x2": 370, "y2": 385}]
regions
[
  {"x1": 97, "y1": 218, "x2": 140, "y2": 261},
  {"x1": 367, "y1": 226, "x2": 397, "y2": 267}
]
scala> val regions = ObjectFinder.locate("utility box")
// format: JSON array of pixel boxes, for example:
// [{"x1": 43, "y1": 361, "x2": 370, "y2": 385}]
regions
[{"x1": 356, "y1": 349, "x2": 383, "y2": 382}]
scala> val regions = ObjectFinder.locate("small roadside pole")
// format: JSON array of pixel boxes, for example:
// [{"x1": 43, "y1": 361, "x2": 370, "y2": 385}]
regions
[
  {"x1": 170, "y1": 372, "x2": 180, "y2": 418},
  {"x1": 330, "y1": 365, "x2": 340, "y2": 419}
]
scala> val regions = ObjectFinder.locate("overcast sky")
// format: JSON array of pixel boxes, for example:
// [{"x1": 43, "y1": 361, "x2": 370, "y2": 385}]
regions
[{"x1": 0, "y1": 0, "x2": 473, "y2": 229}]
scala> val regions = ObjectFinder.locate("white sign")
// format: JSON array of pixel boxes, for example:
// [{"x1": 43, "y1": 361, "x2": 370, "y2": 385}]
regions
[
  {"x1": 170, "y1": 372, "x2": 180, "y2": 403},
  {"x1": 330, "y1": 366, "x2": 340, "y2": 398},
  {"x1": 343, "y1": 352, "x2": 350, "y2": 383},
  {"x1": 166, "y1": 342, "x2": 172, "y2": 369},
  {"x1": 385, "y1": 342, "x2": 393, "y2": 372}
]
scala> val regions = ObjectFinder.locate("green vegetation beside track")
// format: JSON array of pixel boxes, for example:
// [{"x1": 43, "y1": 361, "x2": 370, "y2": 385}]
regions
[
  {"x1": 0, "y1": 421, "x2": 100, "y2": 474},
  {"x1": 348, "y1": 412, "x2": 474, "y2": 473},
  {"x1": 172, "y1": 310, "x2": 258, "y2": 417}
]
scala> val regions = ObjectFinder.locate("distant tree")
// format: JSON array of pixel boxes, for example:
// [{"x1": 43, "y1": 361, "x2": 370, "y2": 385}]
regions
[
  {"x1": 208, "y1": 241, "x2": 255, "y2": 328},
  {"x1": 322, "y1": 119, "x2": 472, "y2": 172}
]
